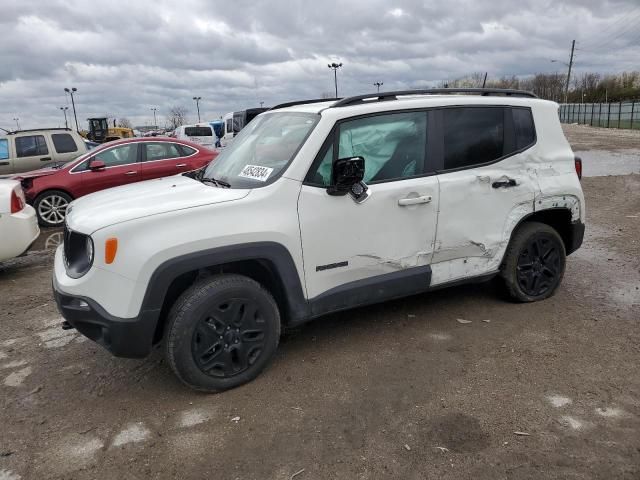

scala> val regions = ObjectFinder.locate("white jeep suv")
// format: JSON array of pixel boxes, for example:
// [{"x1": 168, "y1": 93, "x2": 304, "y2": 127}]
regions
[{"x1": 53, "y1": 89, "x2": 585, "y2": 391}]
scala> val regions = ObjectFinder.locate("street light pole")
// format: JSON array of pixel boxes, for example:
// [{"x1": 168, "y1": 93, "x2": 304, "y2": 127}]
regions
[
  {"x1": 192, "y1": 97, "x2": 202, "y2": 122},
  {"x1": 373, "y1": 81, "x2": 383, "y2": 93},
  {"x1": 150, "y1": 108, "x2": 157, "y2": 128},
  {"x1": 13, "y1": 118, "x2": 20, "y2": 130},
  {"x1": 328, "y1": 62, "x2": 343, "y2": 98},
  {"x1": 64, "y1": 87, "x2": 79, "y2": 131},
  {"x1": 60, "y1": 107, "x2": 69, "y2": 128}
]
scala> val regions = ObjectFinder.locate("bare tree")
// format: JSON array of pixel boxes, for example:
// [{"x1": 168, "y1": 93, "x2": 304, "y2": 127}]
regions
[
  {"x1": 117, "y1": 117, "x2": 132, "y2": 129},
  {"x1": 167, "y1": 106, "x2": 188, "y2": 130}
]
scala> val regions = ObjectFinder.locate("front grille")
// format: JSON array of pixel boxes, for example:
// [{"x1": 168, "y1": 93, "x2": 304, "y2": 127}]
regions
[{"x1": 63, "y1": 225, "x2": 72, "y2": 267}]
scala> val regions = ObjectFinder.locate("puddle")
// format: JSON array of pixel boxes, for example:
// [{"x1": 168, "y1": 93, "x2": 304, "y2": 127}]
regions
[{"x1": 576, "y1": 149, "x2": 640, "y2": 177}]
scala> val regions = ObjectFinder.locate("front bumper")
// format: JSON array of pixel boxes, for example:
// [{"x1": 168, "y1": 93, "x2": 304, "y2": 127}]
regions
[{"x1": 53, "y1": 277, "x2": 158, "y2": 358}]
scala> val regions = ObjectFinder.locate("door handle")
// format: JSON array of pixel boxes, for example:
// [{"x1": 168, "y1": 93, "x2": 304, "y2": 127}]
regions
[
  {"x1": 125, "y1": 171, "x2": 137, "y2": 176},
  {"x1": 40, "y1": 157, "x2": 52, "y2": 162},
  {"x1": 176, "y1": 163, "x2": 187, "y2": 168},
  {"x1": 0, "y1": 161, "x2": 9, "y2": 166},
  {"x1": 492, "y1": 178, "x2": 517, "y2": 188},
  {"x1": 398, "y1": 195, "x2": 432, "y2": 206}
]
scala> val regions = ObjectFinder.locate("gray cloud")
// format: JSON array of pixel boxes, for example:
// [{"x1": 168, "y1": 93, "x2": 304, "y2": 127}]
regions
[{"x1": 1, "y1": 0, "x2": 638, "y2": 130}]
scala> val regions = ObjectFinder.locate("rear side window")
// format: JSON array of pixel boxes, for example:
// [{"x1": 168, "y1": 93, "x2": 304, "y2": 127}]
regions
[
  {"x1": 0, "y1": 139, "x2": 8, "y2": 160},
  {"x1": 144, "y1": 142, "x2": 182, "y2": 161},
  {"x1": 443, "y1": 107, "x2": 504, "y2": 170},
  {"x1": 51, "y1": 133, "x2": 78, "y2": 154},
  {"x1": 15, "y1": 135, "x2": 48, "y2": 157},
  {"x1": 512, "y1": 108, "x2": 536, "y2": 150},
  {"x1": 178, "y1": 145, "x2": 197, "y2": 156},
  {"x1": 184, "y1": 127, "x2": 212, "y2": 137}
]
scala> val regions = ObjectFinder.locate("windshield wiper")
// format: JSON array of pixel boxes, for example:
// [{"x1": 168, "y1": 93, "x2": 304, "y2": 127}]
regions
[{"x1": 201, "y1": 176, "x2": 231, "y2": 188}]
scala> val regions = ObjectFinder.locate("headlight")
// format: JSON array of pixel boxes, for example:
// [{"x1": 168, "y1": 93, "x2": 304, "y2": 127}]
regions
[{"x1": 63, "y1": 227, "x2": 94, "y2": 278}]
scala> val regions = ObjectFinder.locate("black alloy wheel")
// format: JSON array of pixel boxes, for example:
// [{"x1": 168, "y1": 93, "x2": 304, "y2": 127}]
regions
[
  {"x1": 165, "y1": 274, "x2": 280, "y2": 392},
  {"x1": 516, "y1": 235, "x2": 562, "y2": 297},
  {"x1": 192, "y1": 298, "x2": 267, "y2": 378}
]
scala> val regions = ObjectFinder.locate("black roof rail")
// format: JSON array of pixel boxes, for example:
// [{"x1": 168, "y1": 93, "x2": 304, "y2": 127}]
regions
[
  {"x1": 331, "y1": 88, "x2": 538, "y2": 108},
  {"x1": 4, "y1": 127, "x2": 74, "y2": 135},
  {"x1": 269, "y1": 98, "x2": 341, "y2": 111}
]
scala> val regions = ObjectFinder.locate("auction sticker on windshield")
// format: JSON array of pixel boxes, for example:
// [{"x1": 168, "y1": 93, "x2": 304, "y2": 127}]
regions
[{"x1": 238, "y1": 165, "x2": 274, "y2": 182}]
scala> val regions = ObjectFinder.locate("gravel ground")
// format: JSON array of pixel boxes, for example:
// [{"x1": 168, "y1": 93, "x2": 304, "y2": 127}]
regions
[{"x1": 0, "y1": 126, "x2": 639, "y2": 480}]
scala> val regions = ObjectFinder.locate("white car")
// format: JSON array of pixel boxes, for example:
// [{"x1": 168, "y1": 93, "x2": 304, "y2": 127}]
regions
[
  {"x1": 53, "y1": 88, "x2": 585, "y2": 392},
  {"x1": 0, "y1": 180, "x2": 39, "y2": 261}
]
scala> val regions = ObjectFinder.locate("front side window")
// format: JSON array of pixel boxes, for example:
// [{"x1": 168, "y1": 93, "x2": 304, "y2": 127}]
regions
[
  {"x1": 94, "y1": 144, "x2": 138, "y2": 167},
  {"x1": 144, "y1": 142, "x2": 182, "y2": 161},
  {"x1": 52, "y1": 133, "x2": 78, "y2": 154},
  {"x1": 443, "y1": 107, "x2": 505, "y2": 170},
  {"x1": 0, "y1": 139, "x2": 8, "y2": 160},
  {"x1": 203, "y1": 112, "x2": 319, "y2": 188},
  {"x1": 15, "y1": 135, "x2": 48, "y2": 157},
  {"x1": 339, "y1": 111, "x2": 427, "y2": 183}
]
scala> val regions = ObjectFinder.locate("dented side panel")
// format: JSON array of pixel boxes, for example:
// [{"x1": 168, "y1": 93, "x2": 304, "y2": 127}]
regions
[
  {"x1": 298, "y1": 176, "x2": 439, "y2": 299},
  {"x1": 430, "y1": 141, "x2": 542, "y2": 285}
]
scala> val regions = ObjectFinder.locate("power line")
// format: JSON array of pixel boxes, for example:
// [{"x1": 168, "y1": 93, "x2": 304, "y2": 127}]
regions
[{"x1": 577, "y1": 9, "x2": 640, "y2": 52}]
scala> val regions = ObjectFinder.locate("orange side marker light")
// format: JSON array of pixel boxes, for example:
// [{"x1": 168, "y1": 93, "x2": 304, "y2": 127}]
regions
[{"x1": 105, "y1": 238, "x2": 118, "y2": 264}]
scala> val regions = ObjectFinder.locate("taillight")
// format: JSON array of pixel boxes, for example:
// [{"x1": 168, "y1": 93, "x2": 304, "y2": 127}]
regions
[
  {"x1": 10, "y1": 189, "x2": 25, "y2": 213},
  {"x1": 574, "y1": 156, "x2": 582, "y2": 180}
]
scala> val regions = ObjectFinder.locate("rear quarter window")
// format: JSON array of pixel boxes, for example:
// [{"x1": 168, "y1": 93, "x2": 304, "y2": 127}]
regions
[
  {"x1": 184, "y1": 127, "x2": 212, "y2": 137},
  {"x1": 51, "y1": 133, "x2": 78, "y2": 154},
  {"x1": 512, "y1": 107, "x2": 536, "y2": 150}
]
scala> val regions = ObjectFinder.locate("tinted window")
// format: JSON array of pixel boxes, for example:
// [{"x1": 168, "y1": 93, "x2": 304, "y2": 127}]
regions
[
  {"x1": 94, "y1": 144, "x2": 138, "y2": 167},
  {"x1": 226, "y1": 119, "x2": 233, "y2": 134},
  {"x1": 443, "y1": 108, "x2": 504, "y2": 170},
  {"x1": 178, "y1": 145, "x2": 197, "y2": 156},
  {"x1": 513, "y1": 108, "x2": 536, "y2": 150},
  {"x1": 184, "y1": 127, "x2": 212, "y2": 137},
  {"x1": 144, "y1": 142, "x2": 182, "y2": 161},
  {"x1": 52, "y1": 133, "x2": 78, "y2": 154},
  {"x1": 337, "y1": 111, "x2": 427, "y2": 183},
  {"x1": 0, "y1": 139, "x2": 8, "y2": 160},
  {"x1": 15, "y1": 135, "x2": 48, "y2": 157}
]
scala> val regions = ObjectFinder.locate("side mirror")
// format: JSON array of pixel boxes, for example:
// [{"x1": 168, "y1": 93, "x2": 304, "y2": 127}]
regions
[
  {"x1": 89, "y1": 159, "x2": 106, "y2": 171},
  {"x1": 328, "y1": 156, "x2": 365, "y2": 196}
]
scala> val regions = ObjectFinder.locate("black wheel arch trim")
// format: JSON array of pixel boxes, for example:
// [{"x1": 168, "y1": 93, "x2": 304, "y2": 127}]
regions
[{"x1": 140, "y1": 241, "x2": 310, "y2": 328}]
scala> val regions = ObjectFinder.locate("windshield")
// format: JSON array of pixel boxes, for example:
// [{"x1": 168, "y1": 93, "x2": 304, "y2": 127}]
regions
[{"x1": 203, "y1": 112, "x2": 319, "y2": 188}]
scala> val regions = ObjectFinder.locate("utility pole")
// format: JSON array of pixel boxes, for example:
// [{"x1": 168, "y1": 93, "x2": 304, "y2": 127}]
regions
[
  {"x1": 373, "y1": 81, "x2": 383, "y2": 93},
  {"x1": 64, "y1": 87, "x2": 79, "y2": 131},
  {"x1": 192, "y1": 97, "x2": 202, "y2": 122},
  {"x1": 328, "y1": 62, "x2": 343, "y2": 98},
  {"x1": 564, "y1": 40, "x2": 575, "y2": 104},
  {"x1": 60, "y1": 106, "x2": 69, "y2": 128},
  {"x1": 150, "y1": 108, "x2": 157, "y2": 128},
  {"x1": 482, "y1": 72, "x2": 488, "y2": 88}
]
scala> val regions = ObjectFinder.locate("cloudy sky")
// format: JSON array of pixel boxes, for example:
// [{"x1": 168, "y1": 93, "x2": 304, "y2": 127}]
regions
[{"x1": 1, "y1": 0, "x2": 638, "y2": 130}]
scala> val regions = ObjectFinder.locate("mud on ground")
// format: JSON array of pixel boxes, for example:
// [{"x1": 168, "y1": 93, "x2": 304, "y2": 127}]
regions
[{"x1": 0, "y1": 130, "x2": 639, "y2": 479}]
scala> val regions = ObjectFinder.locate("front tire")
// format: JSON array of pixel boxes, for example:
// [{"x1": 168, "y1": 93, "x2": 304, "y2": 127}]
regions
[
  {"x1": 34, "y1": 190, "x2": 72, "y2": 227},
  {"x1": 165, "y1": 274, "x2": 281, "y2": 392},
  {"x1": 501, "y1": 222, "x2": 566, "y2": 302}
]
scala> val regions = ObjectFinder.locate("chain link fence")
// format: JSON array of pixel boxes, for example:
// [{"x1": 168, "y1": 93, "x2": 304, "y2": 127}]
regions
[{"x1": 559, "y1": 101, "x2": 639, "y2": 130}]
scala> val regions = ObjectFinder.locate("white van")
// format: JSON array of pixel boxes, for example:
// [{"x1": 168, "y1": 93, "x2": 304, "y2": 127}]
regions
[
  {"x1": 174, "y1": 123, "x2": 214, "y2": 149},
  {"x1": 220, "y1": 112, "x2": 235, "y2": 147}
]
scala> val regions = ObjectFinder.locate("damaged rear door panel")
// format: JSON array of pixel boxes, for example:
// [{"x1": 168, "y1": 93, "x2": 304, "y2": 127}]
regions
[{"x1": 430, "y1": 106, "x2": 542, "y2": 285}]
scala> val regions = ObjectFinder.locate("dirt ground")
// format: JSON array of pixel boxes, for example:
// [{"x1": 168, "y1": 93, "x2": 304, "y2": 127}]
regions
[{"x1": 1, "y1": 127, "x2": 639, "y2": 480}]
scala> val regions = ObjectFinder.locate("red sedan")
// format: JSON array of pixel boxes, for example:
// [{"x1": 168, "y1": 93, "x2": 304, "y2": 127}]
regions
[{"x1": 16, "y1": 137, "x2": 216, "y2": 227}]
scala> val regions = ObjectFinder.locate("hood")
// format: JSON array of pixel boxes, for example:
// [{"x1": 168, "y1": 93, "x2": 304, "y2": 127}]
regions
[
  {"x1": 13, "y1": 166, "x2": 60, "y2": 180},
  {"x1": 66, "y1": 175, "x2": 250, "y2": 233}
]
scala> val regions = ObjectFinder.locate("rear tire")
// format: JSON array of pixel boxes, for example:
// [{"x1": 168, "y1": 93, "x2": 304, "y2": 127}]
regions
[
  {"x1": 165, "y1": 274, "x2": 281, "y2": 392},
  {"x1": 34, "y1": 190, "x2": 72, "y2": 227},
  {"x1": 500, "y1": 222, "x2": 566, "y2": 302}
]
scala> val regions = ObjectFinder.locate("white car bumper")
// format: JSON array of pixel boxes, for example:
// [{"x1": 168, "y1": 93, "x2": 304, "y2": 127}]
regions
[{"x1": 0, "y1": 205, "x2": 40, "y2": 261}]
